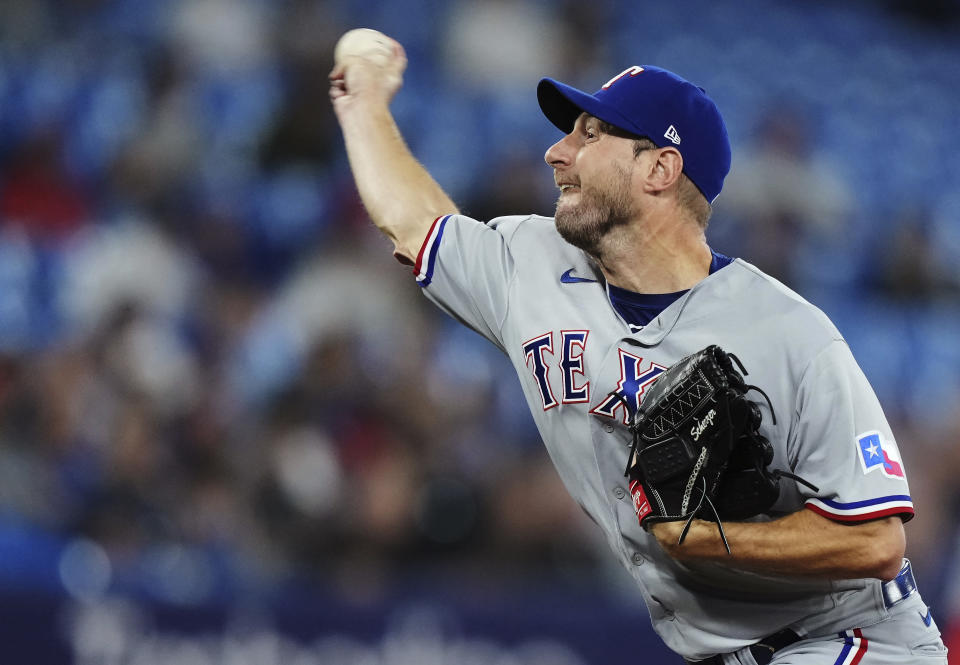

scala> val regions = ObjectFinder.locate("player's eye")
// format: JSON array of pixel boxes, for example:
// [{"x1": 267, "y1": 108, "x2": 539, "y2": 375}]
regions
[{"x1": 579, "y1": 115, "x2": 601, "y2": 143}]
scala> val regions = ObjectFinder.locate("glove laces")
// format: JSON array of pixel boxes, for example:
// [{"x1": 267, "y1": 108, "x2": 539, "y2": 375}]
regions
[
  {"x1": 617, "y1": 387, "x2": 734, "y2": 555},
  {"x1": 679, "y1": 476, "x2": 731, "y2": 554}
]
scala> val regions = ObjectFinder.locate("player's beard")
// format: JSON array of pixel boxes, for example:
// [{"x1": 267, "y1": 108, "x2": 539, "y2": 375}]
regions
[{"x1": 554, "y1": 164, "x2": 636, "y2": 256}]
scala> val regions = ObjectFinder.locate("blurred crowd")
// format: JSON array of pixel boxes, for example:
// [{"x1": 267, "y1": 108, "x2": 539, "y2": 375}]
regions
[
  {"x1": 0, "y1": 0, "x2": 958, "y2": 650},
  {"x1": 0, "y1": 0, "x2": 611, "y2": 605}
]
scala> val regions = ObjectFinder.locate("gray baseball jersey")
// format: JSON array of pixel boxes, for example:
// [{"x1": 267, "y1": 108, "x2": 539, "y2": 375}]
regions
[{"x1": 412, "y1": 212, "x2": 918, "y2": 661}]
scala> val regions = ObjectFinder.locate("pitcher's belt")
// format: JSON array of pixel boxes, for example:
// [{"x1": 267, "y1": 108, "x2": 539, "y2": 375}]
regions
[{"x1": 685, "y1": 559, "x2": 916, "y2": 665}]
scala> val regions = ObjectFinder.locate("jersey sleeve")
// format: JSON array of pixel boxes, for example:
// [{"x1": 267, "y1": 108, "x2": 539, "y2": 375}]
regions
[
  {"x1": 413, "y1": 214, "x2": 519, "y2": 350},
  {"x1": 788, "y1": 339, "x2": 914, "y2": 523}
]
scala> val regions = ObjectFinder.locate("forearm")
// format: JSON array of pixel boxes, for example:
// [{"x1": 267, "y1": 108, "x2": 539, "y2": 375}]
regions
[
  {"x1": 652, "y1": 509, "x2": 905, "y2": 580},
  {"x1": 338, "y1": 102, "x2": 459, "y2": 261}
]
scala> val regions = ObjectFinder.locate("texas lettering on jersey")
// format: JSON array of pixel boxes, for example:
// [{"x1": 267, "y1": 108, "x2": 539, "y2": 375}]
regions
[{"x1": 521, "y1": 330, "x2": 666, "y2": 422}]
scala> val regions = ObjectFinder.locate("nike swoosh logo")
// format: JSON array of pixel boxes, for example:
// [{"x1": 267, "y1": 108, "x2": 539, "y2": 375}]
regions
[
  {"x1": 560, "y1": 268, "x2": 597, "y2": 284},
  {"x1": 920, "y1": 608, "x2": 933, "y2": 627}
]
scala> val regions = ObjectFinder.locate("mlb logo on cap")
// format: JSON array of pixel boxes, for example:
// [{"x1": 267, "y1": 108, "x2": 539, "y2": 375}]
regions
[{"x1": 856, "y1": 431, "x2": 905, "y2": 479}]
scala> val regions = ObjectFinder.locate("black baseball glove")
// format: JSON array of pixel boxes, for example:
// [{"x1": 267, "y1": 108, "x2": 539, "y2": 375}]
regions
[{"x1": 621, "y1": 345, "x2": 816, "y2": 552}]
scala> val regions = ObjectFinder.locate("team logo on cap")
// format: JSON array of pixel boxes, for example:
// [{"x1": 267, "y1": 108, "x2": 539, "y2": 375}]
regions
[
  {"x1": 664, "y1": 125, "x2": 681, "y2": 145},
  {"x1": 602, "y1": 65, "x2": 644, "y2": 89},
  {"x1": 856, "y1": 431, "x2": 905, "y2": 479}
]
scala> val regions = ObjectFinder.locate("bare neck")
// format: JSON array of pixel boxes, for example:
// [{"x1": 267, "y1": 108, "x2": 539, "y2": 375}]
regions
[{"x1": 593, "y1": 211, "x2": 713, "y2": 294}]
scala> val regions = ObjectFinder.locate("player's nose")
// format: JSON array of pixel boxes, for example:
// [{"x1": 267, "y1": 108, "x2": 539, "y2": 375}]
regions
[{"x1": 544, "y1": 134, "x2": 574, "y2": 168}]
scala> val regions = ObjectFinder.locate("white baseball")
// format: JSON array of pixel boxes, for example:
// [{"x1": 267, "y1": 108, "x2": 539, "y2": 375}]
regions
[{"x1": 334, "y1": 28, "x2": 394, "y2": 67}]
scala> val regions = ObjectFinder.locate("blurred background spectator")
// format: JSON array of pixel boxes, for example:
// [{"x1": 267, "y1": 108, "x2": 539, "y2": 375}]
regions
[
  {"x1": 0, "y1": 0, "x2": 957, "y2": 663},
  {"x1": 715, "y1": 105, "x2": 854, "y2": 286}
]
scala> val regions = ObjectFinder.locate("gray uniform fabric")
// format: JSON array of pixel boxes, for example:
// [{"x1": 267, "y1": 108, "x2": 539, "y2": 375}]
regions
[{"x1": 413, "y1": 213, "x2": 944, "y2": 663}]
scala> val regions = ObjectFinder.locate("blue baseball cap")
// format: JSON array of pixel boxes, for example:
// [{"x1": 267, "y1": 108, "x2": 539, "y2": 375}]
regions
[{"x1": 537, "y1": 66, "x2": 731, "y2": 203}]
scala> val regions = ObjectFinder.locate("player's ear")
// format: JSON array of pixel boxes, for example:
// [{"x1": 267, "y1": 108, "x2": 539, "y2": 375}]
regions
[{"x1": 643, "y1": 147, "x2": 684, "y2": 195}]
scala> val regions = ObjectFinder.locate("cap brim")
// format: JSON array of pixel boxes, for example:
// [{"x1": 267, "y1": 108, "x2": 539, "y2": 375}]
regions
[
  {"x1": 537, "y1": 78, "x2": 652, "y2": 141},
  {"x1": 537, "y1": 78, "x2": 599, "y2": 134}
]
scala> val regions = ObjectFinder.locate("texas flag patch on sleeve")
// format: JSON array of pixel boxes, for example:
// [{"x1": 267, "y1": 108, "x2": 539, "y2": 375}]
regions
[
  {"x1": 804, "y1": 430, "x2": 913, "y2": 523},
  {"x1": 856, "y1": 431, "x2": 905, "y2": 479}
]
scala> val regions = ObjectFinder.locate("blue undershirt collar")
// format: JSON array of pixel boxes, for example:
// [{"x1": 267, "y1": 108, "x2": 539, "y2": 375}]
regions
[{"x1": 608, "y1": 249, "x2": 734, "y2": 331}]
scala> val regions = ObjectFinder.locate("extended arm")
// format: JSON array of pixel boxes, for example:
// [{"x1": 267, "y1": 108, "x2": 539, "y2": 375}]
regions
[
  {"x1": 329, "y1": 36, "x2": 459, "y2": 263},
  {"x1": 651, "y1": 509, "x2": 905, "y2": 581}
]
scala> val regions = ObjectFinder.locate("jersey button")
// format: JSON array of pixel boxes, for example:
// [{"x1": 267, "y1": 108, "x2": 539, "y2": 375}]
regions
[
  {"x1": 631, "y1": 552, "x2": 645, "y2": 565},
  {"x1": 613, "y1": 487, "x2": 626, "y2": 500},
  {"x1": 604, "y1": 424, "x2": 615, "y2": 433}
]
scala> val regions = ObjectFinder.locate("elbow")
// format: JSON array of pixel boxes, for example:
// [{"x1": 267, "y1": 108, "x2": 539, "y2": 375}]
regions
[
  {"x1": 867, "y1": 517, "x2": 906, "y2": 581},
  {"x1": 875, "y1": 546, "x2": 906, "y2": 583},
  {"x1": 874, "y1": 550, "x2": 905, "y2": 582},
  {"x1": 387, "y1": 209, "x2": 459, "y2": 267},
  {"x1": 392, "y1": 243, "x2": 418, "y2": 266},
  {"x1": 384, "y1": 227, "x2": 422, "y2": 266}
]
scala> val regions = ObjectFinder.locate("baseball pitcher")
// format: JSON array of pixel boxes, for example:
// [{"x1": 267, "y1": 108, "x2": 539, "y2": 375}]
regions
[{"x1": 329, "y1": 31, "x2": 948, "y2": 665}]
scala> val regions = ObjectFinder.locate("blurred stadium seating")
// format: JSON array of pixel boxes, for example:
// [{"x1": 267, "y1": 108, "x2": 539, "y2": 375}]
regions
[{"x1": 0, "y1": 1, "x2": 957, "y2": 663}]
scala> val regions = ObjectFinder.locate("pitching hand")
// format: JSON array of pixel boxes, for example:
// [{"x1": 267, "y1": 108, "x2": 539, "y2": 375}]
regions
[{"x1": 329, "y1": 35, "x2": 407, "y2": 118}]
